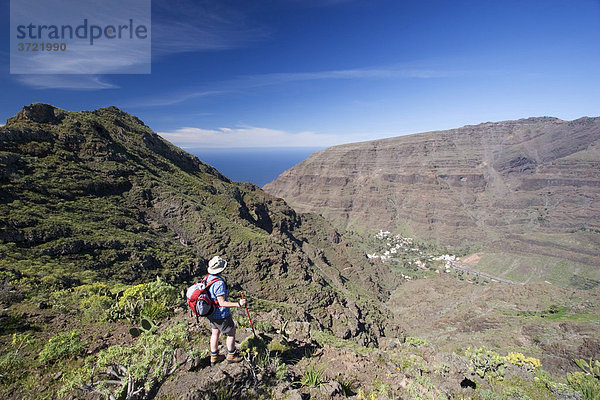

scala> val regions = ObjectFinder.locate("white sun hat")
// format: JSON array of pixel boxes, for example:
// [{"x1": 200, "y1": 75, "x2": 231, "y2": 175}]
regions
[{"x1": 207, "y1": 256, "x2": 227, "y2": 275}]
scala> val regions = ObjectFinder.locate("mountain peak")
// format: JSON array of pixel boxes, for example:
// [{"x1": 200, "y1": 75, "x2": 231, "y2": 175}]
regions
[
  {"x1": 92, "y1": 105, "x2": 149, "y2": 128},
  {"x1": 7, "y1": 103, "x2": 67, "y2": 125}
]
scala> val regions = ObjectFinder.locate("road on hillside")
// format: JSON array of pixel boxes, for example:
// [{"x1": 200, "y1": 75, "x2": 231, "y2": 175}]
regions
[
  {"x1": 388, "y1": 257, "x2": 524, "y2": 285},
  {"x1": 448, "y1": 261, "x2": 524, "y2": 285}
]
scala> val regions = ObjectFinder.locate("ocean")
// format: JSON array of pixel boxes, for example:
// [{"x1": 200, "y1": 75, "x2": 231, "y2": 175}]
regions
[{"x1": 189, "y1": 147, "x2": 323, "y2": 187}]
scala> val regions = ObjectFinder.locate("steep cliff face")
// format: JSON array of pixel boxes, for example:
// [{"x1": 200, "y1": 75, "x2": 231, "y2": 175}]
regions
[
  {"x1": 0, "y1": 103, "x2": 397, "y2": 343},
  {"x1": 265, "y1": 117, "x2": 600, "y2": 271}
]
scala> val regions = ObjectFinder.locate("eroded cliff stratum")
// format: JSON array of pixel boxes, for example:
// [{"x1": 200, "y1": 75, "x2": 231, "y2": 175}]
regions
[{"x1": 265, "y1": 117, "x2": 600, "y2": 276}]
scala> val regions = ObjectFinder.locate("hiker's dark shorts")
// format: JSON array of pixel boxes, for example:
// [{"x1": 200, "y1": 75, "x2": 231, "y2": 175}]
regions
[{"x1": 208, "y1": 315, "x2": 235, "y2": 335}]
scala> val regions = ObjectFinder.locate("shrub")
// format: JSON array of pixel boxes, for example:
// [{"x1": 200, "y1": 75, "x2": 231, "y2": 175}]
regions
[
  {"x1": 567, "y1": 372, "x2": 600, "y2": 400},
  {"x1": 574, "y1": 358, "x2": 600, "y2": 379},
  {"x1": 405, "y1": 375, "x2": 443, "y2": 400},
  {"x1": 212, "y1": 380, "x2": 234, "y2": 400},
  {"x1": 0, "y1": 352, "x2": 24, "y2": 384},
  {"x1": 337, "y1": 376, "x2": 357, "y2": 397},
  {"x1": 254, "y1": 320, "x2": 274, "y2": 333},
  {"x1": 80, "y1": 294, "x2": 113, "y2": 321},
  {"x1": 568, "y1": 358, "x2": 600, "y2": 400},
  {"x1": 267, "y1": 339, "x2": 289, "y2": 354},
  {"x1": 118, "y1": 277, "x2": 179, "y2": 307},
  {"x1": 275, "y1": 362, "x2": 289, "y2": 383},
  {"x1": 0, "y1": 333, "x2": 32, "y2": 384},
  {"x1": 39, "y1": 329, "x2": 85, "y2": 364},
  {"x1": 38, "y1": 273, "x2": 78, "y2": 293},
  {"x1": 108, "y1": 277, "x2": 179, "y2": 322},
  {"x1": 236, "y1": 315, "x2": 249, "y2": 329},
  {"x1": 405, "y1": 336, "x2": 429, "y2": 347},
  {"x1": 311, "y1": 329, "x2": 372, "y2": 355},
  {"x1": 504, "y1": 352, "x2": 541, "y2": 372},
  {"x1": 372, "y1": 379, "x2": 390, "y2": 397},
  {"x1": 240, "y1": 335, "x2": 268, "y2": 357},
  {"x1": 60, "y1": 323, "x2": 188, "y2": 399},
  {"x1": 50, "y1": 282, "x2": 115, "y2": 316},
  {"x1": 465, "y1": 347, "x2": 505, "y2": 379},
  {"x1": 397, "y1": 354, "x2": 429, "y2": 376},
  {"x1": 301, "y1": 364, "x2": 324, "y2": 387},
  {"x1": 140, "y1": 300, "x2": 170, "y2": 321},
  {"x1": 73, "y1": 282, "x2": 112, "y2": 297}
]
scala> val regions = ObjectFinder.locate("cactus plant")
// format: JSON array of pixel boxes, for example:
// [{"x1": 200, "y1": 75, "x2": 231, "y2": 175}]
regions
[{"x1": 129, "y1": 318, "x2": 157, "y2": 338}]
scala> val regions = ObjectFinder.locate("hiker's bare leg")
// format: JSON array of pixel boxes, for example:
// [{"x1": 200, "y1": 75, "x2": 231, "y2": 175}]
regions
[
  {"x1": 226, "y1": 327, "x2": 236, "y2": 352},
  {"x1": 210, "y1": 328, "x2": 220, "y2": 353}
]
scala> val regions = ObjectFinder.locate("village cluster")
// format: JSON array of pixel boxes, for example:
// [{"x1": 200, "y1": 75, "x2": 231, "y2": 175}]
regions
[{"x1": 367, "y1": 230, "x2": 459, "y2": 280}]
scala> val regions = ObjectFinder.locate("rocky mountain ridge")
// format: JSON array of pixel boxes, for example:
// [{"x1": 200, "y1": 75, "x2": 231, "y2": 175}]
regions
[
  {"x1": 0, "y1": 103, "x2": 399, "y2": 344},
  {"x1": 264, "y1": 116, "x2": 600, "y2": 284}
]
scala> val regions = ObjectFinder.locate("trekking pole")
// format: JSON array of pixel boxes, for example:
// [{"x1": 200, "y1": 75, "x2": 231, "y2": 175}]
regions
[{"x1": 240, "y1": 292, "x2": 257, "y2": 337}]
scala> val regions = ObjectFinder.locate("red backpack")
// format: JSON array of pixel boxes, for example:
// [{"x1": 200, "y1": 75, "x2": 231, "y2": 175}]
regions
[{"x1": 186, "y1": 275, "x2": 223, "y2": 321}]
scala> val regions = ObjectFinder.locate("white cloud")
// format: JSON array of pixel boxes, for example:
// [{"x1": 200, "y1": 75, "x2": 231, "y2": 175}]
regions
[
  {"x1": 121, "y1": 90, "x2": 225, "y2": 108},
  {"x1": 130, "y1": 65, "x2": 451, "y2": 108},
  {"x1": 221, "y1": 66, "x2": 452, "y2": 92},
  {"x1": 19, "y1": 42, "x2": 150, "y2": 75},
  {"x1": 150, "y1": 0, "x2": 360, "y2": 56},
  {"x1": 151, "y1": 0, "x2": 268, "y2": 56},
  {"x1": 241, "y1": 67, "x2": 451, "y2": 84},
  {"x1": 158, "y1": 125, "x2": 390, "y2": 148},
  {"x1": 273, "y1": 0, "x2": 359, "y2": 8},
  {"x1": 14, "y1": 75, "x2": 118, "y2": 90}
]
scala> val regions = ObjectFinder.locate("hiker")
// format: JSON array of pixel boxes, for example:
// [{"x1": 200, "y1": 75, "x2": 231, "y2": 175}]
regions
[{"x1": 205, "y1": 255, "x2": 246, "y2": 365}]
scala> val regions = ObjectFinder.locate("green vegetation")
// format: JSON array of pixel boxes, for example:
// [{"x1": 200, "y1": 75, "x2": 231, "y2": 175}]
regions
[
  {"x1": 240, "y1": 335, "x2": 269, "y2": 357},
  {"x1": 404, "y1": 336, "x2": 429, "y2": 347},
  {"x1": 0, "y1": 272, "x2": 592, "y2": 399},
  {"x1": 254, "y1": 320, "x2": 274, "y2": 333},
  {"x1": 475, "y1": 252, "x2": 600, "y2": 288},
  {"x1": 0, "y1": 275, "x2": 184, "y2": 399},
  {"x1": 568, "y1": 358, "x2": 600, "y2": 400},
  {"x1": 111, "y1": 277, "x2": 180, "y2": 322},
  {"x1": 129, "y1": 318, "x2": 158, "y2": 338},
  {"x1": 39, "y1": 330, "x2": 85, "y2": 364},
  {"x1": 574, "y1": 358, "x2": 600, "y2": 378},
  {"x1": 465, "y1": 347, "x2": 506, "y2": 379},
  {"x1": 512, "y1": 304, "x2": 600, "y2": 324},
  {"x1": 405, "y1": 375, "x2": 443, "y2": 400},
  {"x1": 300, "y1": 364, "x2": 324, "y2": 387},
  {"x1": 311, "y1": 329, "x2": 373, "y2": 355},
  {"x1": 337, "y1": 376, "x2": 357, "y2": 397},
  {"x1": 504, "y1": 352, "x2": 541, "y2": 372},
  {"x1": 478, "y1": 376, "x2": 555, "y2": 400},
  {"x1": 60, "y1": 323, "x2": 188, "y2": 399},
  {"x1": 568, "y1": 372, "x2": 600, "y2": 400},
  {"x1": 516, "y1": 304, "x2": 569, "y2": 320},
  {"x1": 267, "y1": 338, "x2": 289, "y2": 353},
  {"x1": 0, "y1": 333, "x2": 32, "y2": 384}
]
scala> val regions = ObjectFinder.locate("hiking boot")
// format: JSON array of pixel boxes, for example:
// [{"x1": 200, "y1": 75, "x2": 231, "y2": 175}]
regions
[
  {"x1": 226, "y1": 351, "x2": 243, "y2": 363},
  {"x1": 210, "y1": 353, "x2": 225, "y2": 366}
]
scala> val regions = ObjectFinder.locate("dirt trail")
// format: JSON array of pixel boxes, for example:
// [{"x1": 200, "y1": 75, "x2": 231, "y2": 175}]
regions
[{"x1": 449, "y1": 261, "x2": 524, "y2": 285}]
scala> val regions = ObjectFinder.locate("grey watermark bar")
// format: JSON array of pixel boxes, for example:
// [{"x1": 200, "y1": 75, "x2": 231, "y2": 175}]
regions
[{"x1": 10, "y1": 0, "x2": 151, "y2": 74}]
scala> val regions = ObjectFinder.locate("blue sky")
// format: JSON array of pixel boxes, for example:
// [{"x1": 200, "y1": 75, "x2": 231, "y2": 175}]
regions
[{"x1": 1, "y1": 0, "x2": 599, "y2": 148}]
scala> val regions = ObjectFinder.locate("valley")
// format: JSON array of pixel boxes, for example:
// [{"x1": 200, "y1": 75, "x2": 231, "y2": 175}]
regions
[
  {"x1": 0, "y1": 104, "x2": 598, "y2": 399},
  {"x1": 264, "y1": 117, "x2": 600, "y2": 287}
]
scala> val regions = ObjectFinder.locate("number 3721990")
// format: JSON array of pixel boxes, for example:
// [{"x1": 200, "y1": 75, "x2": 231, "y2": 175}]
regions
[{"x1": 17, "y1": 42, "x2": 67, "y2": 52}]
